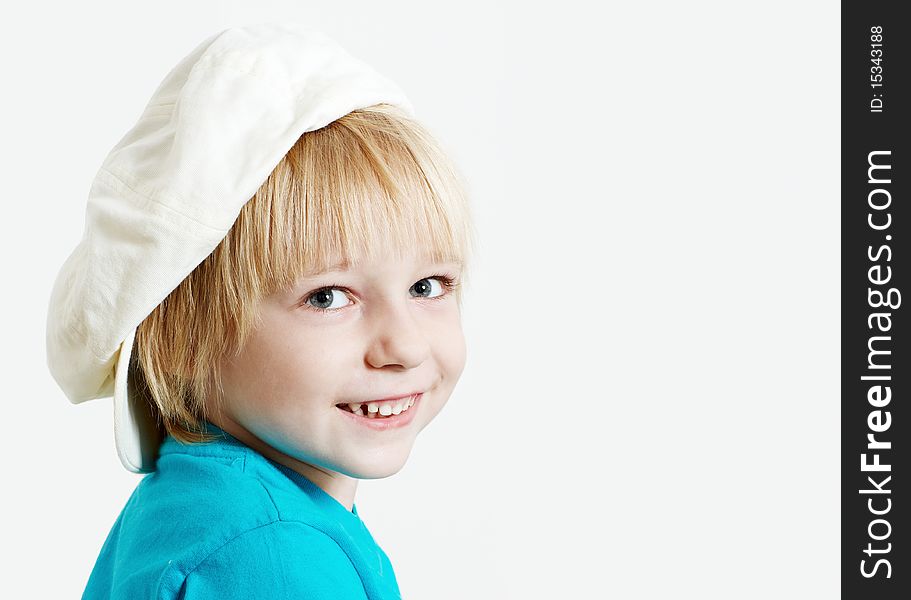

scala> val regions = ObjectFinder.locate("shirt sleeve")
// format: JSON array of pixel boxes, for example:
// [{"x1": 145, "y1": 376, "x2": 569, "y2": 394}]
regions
[{"x1": 176, "y1": 520, "x2": 369, "y2": 600}]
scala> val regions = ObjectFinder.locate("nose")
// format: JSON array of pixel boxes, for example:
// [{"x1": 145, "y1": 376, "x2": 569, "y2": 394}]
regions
[{"x1": 364, "y1": 298, "x2": 431, "y2": 370}]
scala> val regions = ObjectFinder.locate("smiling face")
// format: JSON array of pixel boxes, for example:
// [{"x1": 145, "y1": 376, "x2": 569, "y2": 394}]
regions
[
  {"x1": 206, "y1": 252, "x2": 466, "y2": 482},
  {"x1": 134, "y1": 105, "x2": 476, "y2": 500}
]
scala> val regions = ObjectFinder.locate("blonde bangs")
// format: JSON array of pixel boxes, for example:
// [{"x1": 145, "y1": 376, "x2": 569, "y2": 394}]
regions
[
  {"x1": 256, "y1": 103, "x2": 472, "y2": 288},
  {"x1": 133, "y1": 103, "x2": 476, "y2": 444}
]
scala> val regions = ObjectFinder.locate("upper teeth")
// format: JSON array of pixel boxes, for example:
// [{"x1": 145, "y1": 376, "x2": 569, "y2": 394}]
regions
[{"x1": 346, "y1": 395, "x2": 416, "y2": 417}]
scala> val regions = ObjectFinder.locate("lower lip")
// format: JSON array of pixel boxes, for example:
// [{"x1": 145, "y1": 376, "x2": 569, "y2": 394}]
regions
[{"x1": 336, "y1": 394, "x2": 422, "y2": 431}]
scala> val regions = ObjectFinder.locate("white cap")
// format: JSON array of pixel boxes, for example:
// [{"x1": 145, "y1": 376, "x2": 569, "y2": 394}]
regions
[{"x1": 45, "y1": 23, "x2": 414, "y2": 473}]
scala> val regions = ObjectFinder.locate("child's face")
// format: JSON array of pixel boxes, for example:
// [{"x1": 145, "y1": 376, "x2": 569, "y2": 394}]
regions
[{"x1": 210, "y1": 251, "x2": 466, "y2": 480}]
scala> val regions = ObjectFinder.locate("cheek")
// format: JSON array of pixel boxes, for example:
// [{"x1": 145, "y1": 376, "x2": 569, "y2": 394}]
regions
[
  {"x1": 447, "y1": 332, "x2": 468, "y2": 380},
  {"x1": 220, "y1": 327, "x2": 334, "y2": 414},
  {"x1": 433, "y1": 315, "x2": 467, "y2": 382}
]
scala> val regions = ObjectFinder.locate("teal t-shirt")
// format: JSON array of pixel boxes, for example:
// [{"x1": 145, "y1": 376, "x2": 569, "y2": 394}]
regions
[{"x1": 83, "y1": 423, "x2": 401, "y2": 599}]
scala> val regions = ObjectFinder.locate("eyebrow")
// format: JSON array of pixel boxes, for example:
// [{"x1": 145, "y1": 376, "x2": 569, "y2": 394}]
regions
[
  {"x1": 299, "y1": 257, "x2": 461, "y2": 280},
  {"x1": 297, "y1": 258, "x2": 350, "y2": 278},
  {"x1": 322, "y1": 259, "x2": 351, "y2": 272}
]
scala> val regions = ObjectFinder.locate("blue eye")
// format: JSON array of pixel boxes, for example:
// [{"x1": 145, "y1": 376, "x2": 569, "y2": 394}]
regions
[
  {"x1": 305, "y1": 288, "x2": 352, "y2": 311},
  {"x1": 411, "y1": 277, "x2": 445, "y2": 298}
]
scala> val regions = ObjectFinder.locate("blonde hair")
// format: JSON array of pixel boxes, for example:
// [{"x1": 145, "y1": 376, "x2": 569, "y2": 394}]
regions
[{"x1": 131, "y1": 103, "x2": 476, "y2": 445}]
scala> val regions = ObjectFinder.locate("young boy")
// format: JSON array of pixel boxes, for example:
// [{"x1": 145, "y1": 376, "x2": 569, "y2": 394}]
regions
[{"x1": 45, "y1": 23, "x2": 475, "y2": 599}]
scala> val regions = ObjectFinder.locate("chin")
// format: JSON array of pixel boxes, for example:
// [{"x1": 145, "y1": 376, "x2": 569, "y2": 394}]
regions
[{"x1": 340, "y1": 447, "x2": 413, "y2": 480}]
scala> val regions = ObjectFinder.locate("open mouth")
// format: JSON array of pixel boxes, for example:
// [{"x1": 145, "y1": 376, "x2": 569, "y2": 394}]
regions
[{"x1": 335, "y1": 394, "x2": 419, "y2": 419}]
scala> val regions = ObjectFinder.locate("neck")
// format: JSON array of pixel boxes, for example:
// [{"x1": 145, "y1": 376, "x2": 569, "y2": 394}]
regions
[{"x1": 208, "y1": 415, "x2": 359, "y2": 511}]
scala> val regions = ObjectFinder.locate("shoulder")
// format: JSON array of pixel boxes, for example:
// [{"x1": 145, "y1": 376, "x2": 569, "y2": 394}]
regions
[
  {"x1": 110, "y1": 442, "x2": 370, "y2": 599},
  {"x1": 172, "y1": 520, "x2": 368, "y2": 600},
  {"x1": 139, "y1": 448, "x2": 367, "y2": 600},
  {"x1": 129, "y1": 449, "x2": 280, "y2": 545}
]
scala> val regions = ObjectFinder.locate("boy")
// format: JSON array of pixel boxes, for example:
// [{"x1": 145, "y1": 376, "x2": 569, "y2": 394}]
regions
[{"x1": 46, "y1": 23, "x2": 475, "y2": 599}]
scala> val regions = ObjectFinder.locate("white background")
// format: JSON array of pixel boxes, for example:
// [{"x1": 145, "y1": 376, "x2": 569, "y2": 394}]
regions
[{"x1": 1, "y1": 1, "x2": 838, "y2": 598}]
